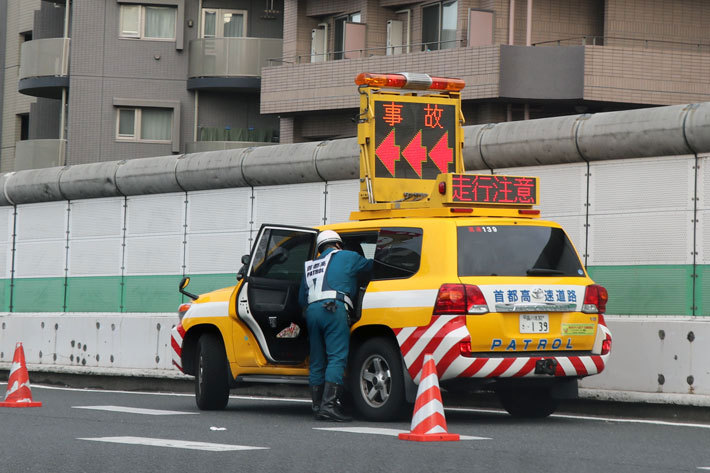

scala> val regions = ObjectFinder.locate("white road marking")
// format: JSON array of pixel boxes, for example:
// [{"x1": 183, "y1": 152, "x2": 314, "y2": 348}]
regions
[
  {"x1": 14, "y1": 383, "x2": 710, "y2": 430},
  {"x1": 697, "y1": 467, "x2": 710, "y2": 470},
  {"x1": 72, "y1": 405, "x2": 198, "y2": 416},
  {"x1": 314, "y1": 426, "x2": 490, "y2": 440},
  {"x1": 77, "y1": 436, "x2": 268, "y2": 452}
]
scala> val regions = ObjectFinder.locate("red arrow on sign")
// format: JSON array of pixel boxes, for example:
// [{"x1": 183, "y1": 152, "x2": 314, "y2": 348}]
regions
[
  {"x1": 429, "y1": 131, "x2": 453, "y2": 174},
  {"x1": 375, "y1": 130, "x2": 400, "y2": 177},
  {"x1": 402, "y1": 131, "x2": 427, "y2": 178}
]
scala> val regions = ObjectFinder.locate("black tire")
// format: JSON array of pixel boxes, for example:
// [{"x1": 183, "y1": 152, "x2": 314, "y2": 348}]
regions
[
  {"x1": 194, "y1": 332, "x2": 230, "y2": 410},
  {"x1": 497, "y1": 387, "x2": 559, "y2": 418},
  {"x1": 349, "y1": 337, "x2": 407, "y2": 421}
]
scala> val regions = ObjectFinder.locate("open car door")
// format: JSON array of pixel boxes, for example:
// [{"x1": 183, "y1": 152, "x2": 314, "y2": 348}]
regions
[{"x1": 236, "y1": 224, "x2": 317, "y2": 364}]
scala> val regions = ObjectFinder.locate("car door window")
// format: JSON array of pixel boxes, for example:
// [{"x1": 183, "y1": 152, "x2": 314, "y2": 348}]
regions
[
  {"x1": 250, "y1": 228, "x2": 316, "y2": 281},
  {"x1": 372, "y1": 227, "x2": 423, "y2": 280}
]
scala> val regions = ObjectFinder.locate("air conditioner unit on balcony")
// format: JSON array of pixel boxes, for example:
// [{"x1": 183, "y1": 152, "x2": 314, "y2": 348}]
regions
[
  {"x1": 311, "y1": 26, "x2": 326, "y2": 62},
  {"x1": 387, "y1": 20, "x2": 403, "y2": 55}
]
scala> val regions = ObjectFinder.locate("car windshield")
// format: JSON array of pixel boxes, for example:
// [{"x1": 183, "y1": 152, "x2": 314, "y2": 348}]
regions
[{"x1": 457, "y1": 225, "x2": 585, "y2": 277}]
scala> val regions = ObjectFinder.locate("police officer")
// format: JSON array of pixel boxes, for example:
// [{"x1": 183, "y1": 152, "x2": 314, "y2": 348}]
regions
[{"x1": 299, "y1": 230, "x2": 373, "y2": 422}]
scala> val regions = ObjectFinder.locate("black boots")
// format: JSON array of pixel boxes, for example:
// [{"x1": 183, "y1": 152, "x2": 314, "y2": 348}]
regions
[
  {"x1": 310, "y1": 384, "x2": 324, "y2": 419},
  {"x1": 317, "y1": 382, "x2": 352, "y2": 422}
]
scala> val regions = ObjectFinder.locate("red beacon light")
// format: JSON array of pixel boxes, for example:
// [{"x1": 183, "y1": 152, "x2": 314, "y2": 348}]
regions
[{"x1": 355, "y1": 72, "x2": 465, "y2": 92}]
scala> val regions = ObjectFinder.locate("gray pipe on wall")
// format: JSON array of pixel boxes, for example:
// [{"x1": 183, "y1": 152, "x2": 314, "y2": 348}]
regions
[{"x1": 2, "y1": 102, "x2": 709, "y2": 206}]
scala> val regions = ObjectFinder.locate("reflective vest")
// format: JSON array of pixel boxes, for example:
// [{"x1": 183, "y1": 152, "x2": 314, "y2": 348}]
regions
[{"x1": 304, "y1": 250, "x2": 354, "y2": 309}]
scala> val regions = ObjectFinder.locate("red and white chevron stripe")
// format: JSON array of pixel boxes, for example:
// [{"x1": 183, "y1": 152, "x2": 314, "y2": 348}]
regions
[
  {"x1": 170, "y1": 322, "x2": 186, "y2": 372},
  {"x1": 394, "y1": 315, "x2": 612, "y2": 383}
]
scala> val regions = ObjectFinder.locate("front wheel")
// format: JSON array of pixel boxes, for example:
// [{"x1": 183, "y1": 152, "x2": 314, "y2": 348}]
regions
[
  {"x1": 349, "y1": 337, "x2": 407, "y2": 421},
  {"x1": 497, "y1": 387, "x2": 559, "y2": 418},
  {"x1": 195, "y1": 332, "x2": 230, "y2": 410}
]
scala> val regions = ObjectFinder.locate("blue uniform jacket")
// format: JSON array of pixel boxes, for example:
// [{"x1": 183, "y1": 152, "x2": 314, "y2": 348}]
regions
[{"x1": 298, "y1": 247, "x2": 374, "y2": 309}]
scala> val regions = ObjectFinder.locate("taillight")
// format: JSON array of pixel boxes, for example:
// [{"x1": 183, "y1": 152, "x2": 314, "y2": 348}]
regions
[
  {"x1": 433, "y1": 284, "x2": 488, "y2": 315},
  {"x1": 601, "y1": 334, "x2": 612, "y2": 355},
  {"x1": 177, "y1": 303, "x2": 191, "y2": 320},
  {"x1": 582, "y1": 284, "x2": 608, "y2": 314}
]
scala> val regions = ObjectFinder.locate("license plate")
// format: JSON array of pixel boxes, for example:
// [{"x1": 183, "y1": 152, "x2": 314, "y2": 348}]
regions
[{"x1": 519, "y1": 314, "x2": 549, "y2": 334}]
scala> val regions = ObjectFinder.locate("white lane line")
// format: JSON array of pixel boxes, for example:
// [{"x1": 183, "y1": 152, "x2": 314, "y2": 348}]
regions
[
  {"x1": 446, "y1": 406, "x2": 710, "y2": 430},
  {"x1": 77, "y1": 436, "x2": 268, "y2": 452},
  {"x1": 17, "y1": 383, "x2": 710, "y2": 430},
  {"x1": 314, "y1": 426, "x2": 490, "y2": 440},
  {"x1": 72, "y1": 405, "x2": 198, "y2": 416},
  {"x1": 697, "y1": 467, "x2": 710, "y2": 470}
]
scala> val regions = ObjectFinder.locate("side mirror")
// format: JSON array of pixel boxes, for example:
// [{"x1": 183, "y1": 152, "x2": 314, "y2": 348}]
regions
[
  {"x1": 237, "y1": 254, "x2": 250, "y2": 281},
  {"x1": 178, "y1": 276, "x2": 198, "y2": 301}
]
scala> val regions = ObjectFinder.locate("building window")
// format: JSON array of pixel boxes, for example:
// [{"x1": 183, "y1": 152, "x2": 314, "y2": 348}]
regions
[
  {"x1": 120, "y1": 4, "x2": 177, "y2": 40},
  {"x1": 116, "y1": 107, "x2": 173, "y2": 142},
  {"x1": 422, "y1": 1, "x2": 458, "y2": 51},
  {"x1": 201, "y1": 8, "x2": 247, "y2": 38},
  {"x1": 334, "y1": 12, "x2": 361, "y2": 60}
]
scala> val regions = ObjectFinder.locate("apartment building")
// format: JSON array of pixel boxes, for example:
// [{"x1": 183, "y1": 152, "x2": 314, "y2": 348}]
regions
[
  {"x1": 2, "y1": 0, "x2": 710, "y2": 169},
  {"x1": 263, "y1": 0, "x2": 710, "y2": 143},
  {"x1": 0, "y1": 0, "x2": 283, "y2": 172}
]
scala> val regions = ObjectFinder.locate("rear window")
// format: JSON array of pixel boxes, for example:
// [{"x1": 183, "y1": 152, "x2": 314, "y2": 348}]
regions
[{"x1": 457, "y1": 225, "x2": 585, "y2": 277}]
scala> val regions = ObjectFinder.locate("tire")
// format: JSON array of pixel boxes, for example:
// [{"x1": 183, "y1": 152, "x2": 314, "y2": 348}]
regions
[
  {"x1": 497, "y1": 387, "x2": 559, "y2": 418},
  {"x1": 349, "y1": 337, "x2": 407, "y2": 421},
  {"x1": 194, "y1": 332, "x2": 230, "y2": 410}
]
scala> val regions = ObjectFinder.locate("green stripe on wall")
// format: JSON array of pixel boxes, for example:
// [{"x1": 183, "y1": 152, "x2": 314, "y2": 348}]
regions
[
  {"x1": 0, "y1": 279, "x2": 9, "y2": 311},
  {"x1": 7, "y1": 268, "x2": 707, "y2": 316},
  {"x1": 587, "y1": 265, "x2": 694, "y2": 316},
  {"x1": 66, "y1": 276, "x2": 122, "y2": 312},
  {"x1": 9, "y1": 274, "x2": 238, "y2": 313},
  {"x1": 12, "y1": 278, "x2": 66, "y2": 312},
  {"x1": 698, "y1": 265, "x2": 709, "y2": 316},
  {"x1": 122, "y1": 275, "x2": 185, "y2": 313},
  {"x1": 181, "y1": 274, "x2": 237, "y2": 298}
]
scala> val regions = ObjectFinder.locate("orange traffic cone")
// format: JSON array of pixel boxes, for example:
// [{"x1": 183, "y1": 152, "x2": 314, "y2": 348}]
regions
[
  {"x1": 399, "y1": 353, "x2": 458, "y2": 442},
  {"x1": 0, "y1": 342, "x2": 42, "y2": 408}
]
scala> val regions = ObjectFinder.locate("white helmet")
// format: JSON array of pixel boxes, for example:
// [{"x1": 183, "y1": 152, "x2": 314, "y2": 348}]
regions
[{"x1": 316, "y1": 230, "x2": 342, "y2": 251}]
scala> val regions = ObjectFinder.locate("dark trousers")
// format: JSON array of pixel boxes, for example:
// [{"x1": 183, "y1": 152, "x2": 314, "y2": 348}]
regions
[{"x1": 305, "y1": 300, "x2": 350, "y2": 386}]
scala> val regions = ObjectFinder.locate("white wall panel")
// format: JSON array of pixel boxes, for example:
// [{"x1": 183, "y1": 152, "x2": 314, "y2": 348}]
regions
[
  {"x1": 185, "y1": 231, "x2": 251, "y2": 274},
  {"x1": 0, "y1": 243, "x2": 7, "y2": 279},
  {"x1": 124, "y1": 235, "x2": 184, "y2": 275},
  {"x1": 590, "y1": 156, "x2": 694, "y2": 214},
  {"x1": 496, "y1": 163, "x2": 588, "y2": 217},
  {"x1": 69, "y1": 198, "x2": 124, "y2": 239},
  {"x1": 0, "y1": 207, "x2": 12, "y2": 244},
  {"x1": 16, "y1": 201, "x2": 68, "y2": 240},
  {"x1": 14, "y1": 240, "x2": 67, "y2": 277},
  {"x1": 700, "y1": 154, "x2": 709, "y2": 211},
  {"x1": 587, "y1": 211, "x2": 694, "y2": 265},
  {"x1": 0, "y1": 207, "x2": 11, "y2": 279},
  {"x1": 126, "y1": 193, "x2": 185, "y2": 236},
  {"x1": 68, "y1": 239, "x2": 123, "y2": 277},
  {"x1": 253, "y1": 183, "x2": 325, "y2": 229},
  {"x1": 325, "y1": 179, "x2": 359, "y2": 224},
  {"x1": 186, "y1": 188, "x2": 252, "y2": 233}
]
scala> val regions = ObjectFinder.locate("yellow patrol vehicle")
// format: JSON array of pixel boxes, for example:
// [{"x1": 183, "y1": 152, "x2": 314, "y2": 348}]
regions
[{"x1": 171, "y1": 73, "x2": 612, "y2": 420}]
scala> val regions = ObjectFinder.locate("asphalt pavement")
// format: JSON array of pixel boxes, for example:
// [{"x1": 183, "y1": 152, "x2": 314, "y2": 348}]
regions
[{"x1": 1, "y1": 383, "x2": 709, "y2": 473}]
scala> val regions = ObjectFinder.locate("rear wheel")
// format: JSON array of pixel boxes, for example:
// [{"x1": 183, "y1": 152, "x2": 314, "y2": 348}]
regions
[
  {"x1": 497, "y1": 387, "x2": 559, "y2": 418},
  {"x1": 349, "y1": 337, "x2": 406, "y2": 421},
  {"x1": 195, "y1": 332, "x2": 230, "y2": 410}
]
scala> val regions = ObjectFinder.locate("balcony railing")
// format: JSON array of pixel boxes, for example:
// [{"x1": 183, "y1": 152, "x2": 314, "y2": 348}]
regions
[
  {"x1": 273, "y1": 39, "x2": 466, "y2": 65},
  {"x1": 19, "y1": 38, "x2": 70, "y2": 79},
  {"x1": 533, "y1": 35, "x2": 710, "y2": 53},
  {"x1": 188, "y1": 37, "x2": 283, "y2": 78},
  {"x1": 14, "y1": 140, "x2": 67, "y2": 171}
]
